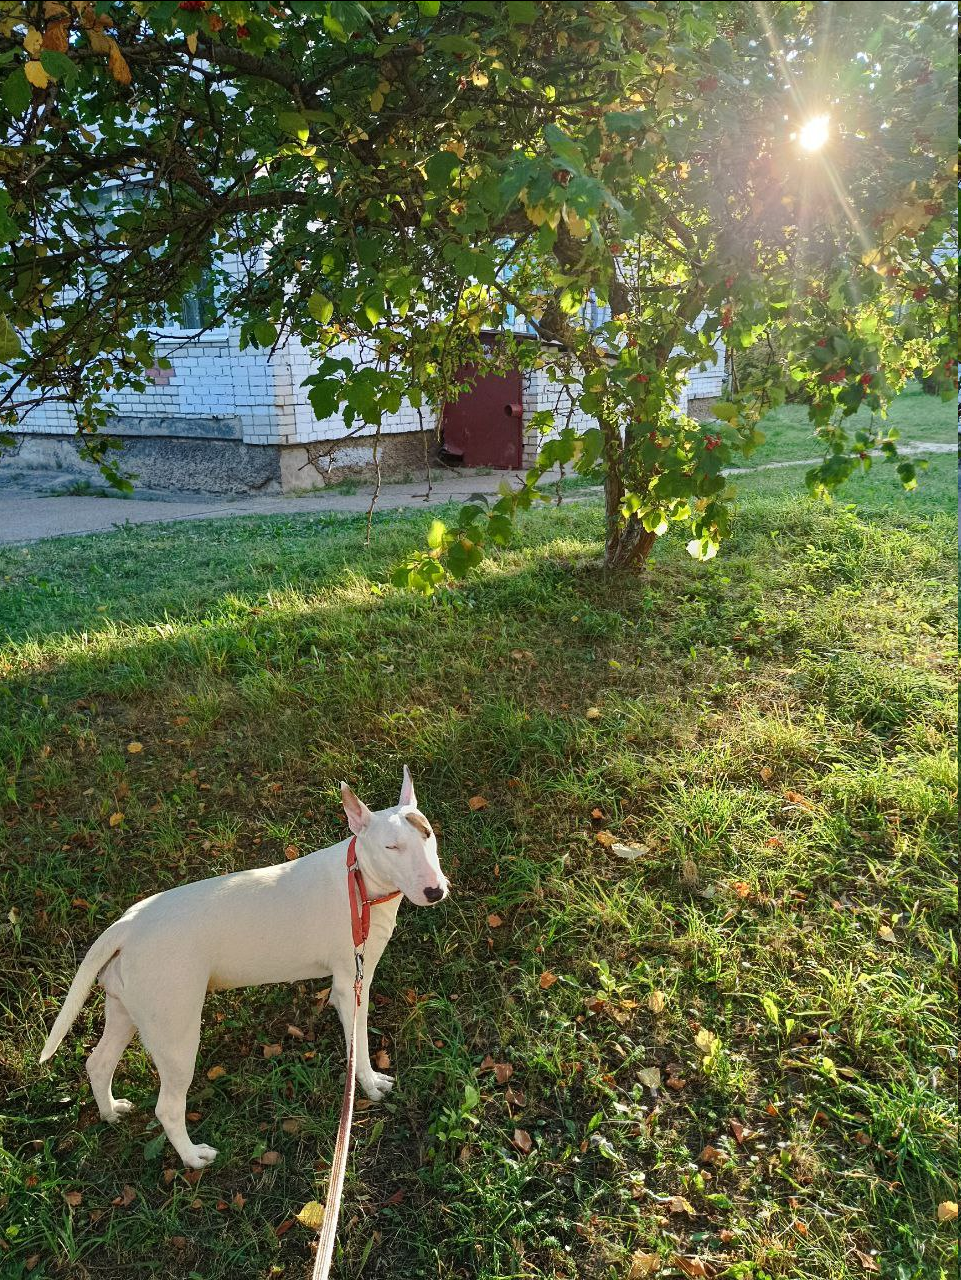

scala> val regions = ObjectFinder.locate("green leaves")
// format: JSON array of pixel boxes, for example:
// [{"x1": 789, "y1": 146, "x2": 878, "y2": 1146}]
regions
[
  {"x1": 543, "y1": 124, "x2": 583, "y2": 169},
  {"x1": 1, "y1": 68, "x2": 30, "y2": 115},
  {"x1": 424, "y1": 151, "x2": 462, "y2": 191},
  {"x1": 307, "y1": 293, "x2": 333, "y2": 325},
  {"x1": 0, "y1": 314, "x2": 22, "y2": 362}
]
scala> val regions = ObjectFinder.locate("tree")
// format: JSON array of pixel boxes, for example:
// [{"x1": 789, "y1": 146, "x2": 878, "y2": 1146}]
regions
[{"x1": 1, "y1": 0, "x2": 955, "y2": 576}]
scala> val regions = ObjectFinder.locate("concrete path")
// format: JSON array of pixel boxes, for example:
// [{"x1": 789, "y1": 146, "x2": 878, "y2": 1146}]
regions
[
  {"x1": 0, "y1": 467, "x2": 554, "y2": 546},
  {"x1": 0, "y1": 442, "x2": 955, "y2": 546}
]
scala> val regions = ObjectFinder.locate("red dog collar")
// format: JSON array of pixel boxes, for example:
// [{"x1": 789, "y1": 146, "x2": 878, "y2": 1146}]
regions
[{"x1": 346, "y1": 836, "x2": 402, "y2": 949}]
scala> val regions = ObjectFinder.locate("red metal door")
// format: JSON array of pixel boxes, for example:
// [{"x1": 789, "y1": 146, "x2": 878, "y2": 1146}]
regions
[{"x1": 441, "y1": 365, "x2": 523, "y2": 468}]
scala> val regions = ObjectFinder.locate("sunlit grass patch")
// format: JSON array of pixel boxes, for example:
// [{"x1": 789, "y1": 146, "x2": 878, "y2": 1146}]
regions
[{"x1": 0, "y1": 459, "x2": 956, "y2": 1279}]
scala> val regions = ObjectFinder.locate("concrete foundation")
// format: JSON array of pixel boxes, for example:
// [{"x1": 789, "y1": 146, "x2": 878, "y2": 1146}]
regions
[
  {"x1": 280, "y1": 429, "x2": 438, "y2": 492},
  {"x1": 2, "y1": 427, "x2": 441, "y2": 496}
]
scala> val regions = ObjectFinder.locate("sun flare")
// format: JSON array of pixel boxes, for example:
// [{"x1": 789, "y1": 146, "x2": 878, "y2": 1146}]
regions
[{"x1": 798, "y1": 114, "x2": 831, "y2": 152}]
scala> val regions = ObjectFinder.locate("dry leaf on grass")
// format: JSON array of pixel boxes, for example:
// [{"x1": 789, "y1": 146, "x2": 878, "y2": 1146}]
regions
[
  {"x1": 111, "y1": 1185, "x2": 137, "y2": 1208},
  {"x1": 937, "y1": 1201, "x2": 958, "y2": 1222},
  {"x1": 877, "y1": 926, "x2": 897, "y2": 943},
  {"x1": 232, "y1": 1193, "x2": 245, "y2": 1209},
  {"x1": 729, "y1": 1118, "x2": 748, "y2": 1145},
  {"x1": 468, "y1": 795, "x2": 488, "y2": 811},
  {"x1": 108, "y1": 812, "x2": 124, "y2": 827},
  {"x1": 539, "y1": 971, "x2": 558, "y2": 989},
  {"x1": 666, "y1": 1195, "x2": 696, "y2": 1216},
  {"x1": 486, "y1": 913, "x2": 503, "y2": 928},
  {"x1": 512, "y1": 1128, "x2": 533, "y2": 1154},
  {"x1": 260, "y1": 1150, "x2": 282, "y2": 1166},
  {"x1": 206, "y1": 1065, "x2": 226, "y2": 1080},
  {"x1": 64, "y1": 1191, "x2": 82, "y2": 1207},
  {"x1": 672, "y1": 1257, "x2": 713, "y2": 1278},
  {"x1": 855, "y1": 1251, "x2": 880, "y2": 1273},
  {"x1": 647, "y1": 989, "x2": 667, "y2": 1014},
  {"x1": 286, "y1": 1024, "x2": 304, "y2": 1039},
  {"x1": 595, "y1": 830, "x2": 615, "y2": 847},
  {"x1": 613, "y1": 842, "x2": 649, "y2": 859},
  {"x1": 479, "y1": 1056, "x2": 513, "y2": 1084},
  {"x1": 590, "y1": 807, "x2": 605, "y2": 820},
  {"x1": 637, "y1": 1066, "x2": 661, "y2": 1092},
  {"x1": 698, "y1": 1145, "x2": 727, "y2": 1165},
  {"x1": 629, "y1": 1253, "x2": 662, "y2": 1277},
  {"x1": 585, "y1": 706, "x2": 601, "y2": 720},
  {"x1": 284, "y1": 845, "x2": 299, "y2": 860},
  {"x1": 281, "y1": 1119, "x2": 302, "y2": 1134},
  {"x1": 127, "y1": 742, "x2": 143, "y2": 754},
  {"x1": 680, "y1": 857, "x2": 699, "y2": 886},
  {"x1": 263, "y1": 1043, "x2": 282, "y2": 1059},
  {"x1": 296, "y1": 1200, "x2": 326, "y2": 1230},
  {"x1": 374, "y1": 1049, "x2": 391, "y2": 1070},
  {"x1": 784, "y1": 789, "x2": 815, "y2": 810}
]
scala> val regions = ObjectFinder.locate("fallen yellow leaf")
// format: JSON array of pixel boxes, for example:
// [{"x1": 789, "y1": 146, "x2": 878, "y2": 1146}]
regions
[
  {"x1": 108, "y1": 812, "x2": 124, "y2": 827},
  {"x1": 127, "y1": 741, "x2": 143, "y2": 754},
  {"x1": 206, "y1": 1065, "x2": 226, "y2": 1080},
  {"x1": 937, "y1": 1201, "x2": 958, "y2": 1222},
  {"x1": 468, "y1": 795, "x2": 488, "y2": 811},
  {"x1": 296, "y1": 1200, "x2": 326, "y2": 1230},
  {"x1": 539, "y1": 971, "x2": 558, "y2": 989}
]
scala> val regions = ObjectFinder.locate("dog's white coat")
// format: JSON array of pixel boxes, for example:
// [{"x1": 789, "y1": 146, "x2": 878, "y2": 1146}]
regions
[{"x1": 40, "y1": 770, "x2": 448, "y2": 1169}]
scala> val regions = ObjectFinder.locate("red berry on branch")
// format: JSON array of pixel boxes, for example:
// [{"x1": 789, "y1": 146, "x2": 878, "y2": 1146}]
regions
[
  {"x1": 816, "y1": 339, "x2": 828, "y2": 347},
  {"x1": 912, "y1": 286, "x2": 929, "y2": 301},
  {"x1": 860, "y1": 373, "x2": 872, "y2": 386},
  {"x1": 236, "y1": 24, "x2": 250, "y2": 39},
  {"x1": 633, "y1": 373, "x2": 649, "y2": 383}
]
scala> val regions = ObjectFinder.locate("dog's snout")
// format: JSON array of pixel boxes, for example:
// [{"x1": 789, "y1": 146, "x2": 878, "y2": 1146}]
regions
[{"x1": 424, "y1": 885, "x2": 445, "y2": 904}]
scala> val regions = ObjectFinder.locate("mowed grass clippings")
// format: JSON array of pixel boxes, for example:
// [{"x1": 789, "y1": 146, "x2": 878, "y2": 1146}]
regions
[{"x1": 0, "y1": 453, "x2": 957, "y2": 1279}]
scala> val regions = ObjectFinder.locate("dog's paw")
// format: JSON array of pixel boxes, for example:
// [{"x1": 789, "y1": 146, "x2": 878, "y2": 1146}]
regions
[
  {"x1": 181, "y1": 1143, "x2": 218, "y2": 1170},
  {"x1": 360, "y1": 1071, "x2": 394, "y2": 1102},
  {"x1": 102, "y1": 1098, "x2": 135, "y2": 1123}
]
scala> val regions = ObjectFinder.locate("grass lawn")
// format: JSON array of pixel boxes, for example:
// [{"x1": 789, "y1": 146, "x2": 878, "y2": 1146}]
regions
[
  {"x1": 0, "y1": 449, "x2": 957, "y2": 1277},
  {"x1": 733, "y1": 382, "x2": 957, "y2": 469}
]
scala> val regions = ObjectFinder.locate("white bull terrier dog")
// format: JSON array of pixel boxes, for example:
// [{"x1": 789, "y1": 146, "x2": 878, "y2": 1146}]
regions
[{"x1": 39, "y1": 769, "x2": 448, "y2": 1169}]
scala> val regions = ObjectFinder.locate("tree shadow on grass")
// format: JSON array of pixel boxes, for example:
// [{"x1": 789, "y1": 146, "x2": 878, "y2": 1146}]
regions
[{"x1": 0, "y1": 492, "x2": 957, "y2": 1279}]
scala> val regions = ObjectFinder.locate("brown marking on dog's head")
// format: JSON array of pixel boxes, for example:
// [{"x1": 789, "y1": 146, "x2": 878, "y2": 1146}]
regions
[{"x1": 404, "y1": 811, "x2": 432, "y2": 839}]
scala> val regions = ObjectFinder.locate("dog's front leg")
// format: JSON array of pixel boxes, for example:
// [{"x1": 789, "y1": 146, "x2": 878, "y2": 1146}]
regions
[{"x1": 331, "y1": 966, "x2": 394, "y2": 1102}]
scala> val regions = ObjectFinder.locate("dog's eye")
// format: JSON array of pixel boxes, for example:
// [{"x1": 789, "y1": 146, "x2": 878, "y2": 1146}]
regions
[{"x1": 385, "y1": 843, "x2": 400, "y2": 851}]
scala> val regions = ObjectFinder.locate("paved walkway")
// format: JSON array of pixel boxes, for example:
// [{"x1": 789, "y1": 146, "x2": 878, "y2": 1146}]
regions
[
  {"x1": 0, "y1": 442, "x2": 954, "y2": 546},
  {"x1": 0, "y1": 467, "x2": 557, "y2": 545}
]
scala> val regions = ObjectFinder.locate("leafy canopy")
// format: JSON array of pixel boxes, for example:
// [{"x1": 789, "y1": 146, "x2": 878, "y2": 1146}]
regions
[{"x1": 0, "y1": 1, "x2": 955, "y2": 569}]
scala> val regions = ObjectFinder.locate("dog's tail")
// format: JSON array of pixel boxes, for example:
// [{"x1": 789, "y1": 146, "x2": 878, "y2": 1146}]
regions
[{"x1": 39, "y1": 924, "x2": 125, "y2": 1063}]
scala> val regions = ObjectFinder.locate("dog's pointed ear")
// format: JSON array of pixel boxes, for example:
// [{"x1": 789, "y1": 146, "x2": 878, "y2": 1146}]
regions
[
  {"x1": 341, "y1": 782, "x2": 372, "y2": 835},
  {"x1": 399, "y1": 764, "x2": 416, "y2": 809}
]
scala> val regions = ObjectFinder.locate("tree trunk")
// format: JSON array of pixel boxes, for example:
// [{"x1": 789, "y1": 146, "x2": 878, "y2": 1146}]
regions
[{"x1": 604, "y1": 506, "x2": 658, "y2": 571}]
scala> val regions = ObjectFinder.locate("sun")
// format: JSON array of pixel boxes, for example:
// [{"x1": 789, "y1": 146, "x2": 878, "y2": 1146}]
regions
[{"x1": 798, "y1": 115, "x2": 831, "y2": 152}]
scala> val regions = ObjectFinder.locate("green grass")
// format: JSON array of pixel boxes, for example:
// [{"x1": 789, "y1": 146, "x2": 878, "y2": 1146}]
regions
[
  {"x1": 737, "y1": 382, "x2": 956, "y2": 469},
  {"x1": 0, "y1": 448, "x2": 957, "y2": 1278}
]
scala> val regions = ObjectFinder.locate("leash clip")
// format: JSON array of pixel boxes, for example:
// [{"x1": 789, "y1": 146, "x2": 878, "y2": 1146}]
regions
[{"x1": 353, "y1": 950, "x2": 364, "y2": 1006}]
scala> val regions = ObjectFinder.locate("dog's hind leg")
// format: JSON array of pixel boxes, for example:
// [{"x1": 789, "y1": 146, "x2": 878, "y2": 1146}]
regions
[
  {"x1": 135, "y1": 997, "x2": 217, "y2": 1170},
  {"x1": 86, "y1": 994, "x2": 136, "y2": 1122}
]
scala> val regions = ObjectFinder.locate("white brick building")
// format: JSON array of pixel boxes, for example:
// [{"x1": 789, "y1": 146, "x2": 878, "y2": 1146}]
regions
[{"x1": 7, "y1": 303, "x2": 726, "y2": 495}]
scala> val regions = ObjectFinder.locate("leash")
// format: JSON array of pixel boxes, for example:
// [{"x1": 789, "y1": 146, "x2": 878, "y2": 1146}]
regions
[{"x1": 311, "y1": 837, "x2": 401, "y2": 1280}]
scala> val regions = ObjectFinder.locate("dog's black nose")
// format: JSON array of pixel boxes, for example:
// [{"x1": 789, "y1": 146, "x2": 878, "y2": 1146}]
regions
[{"x1": 424, "y1": 885, "x2": 444, "y2": 903}]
